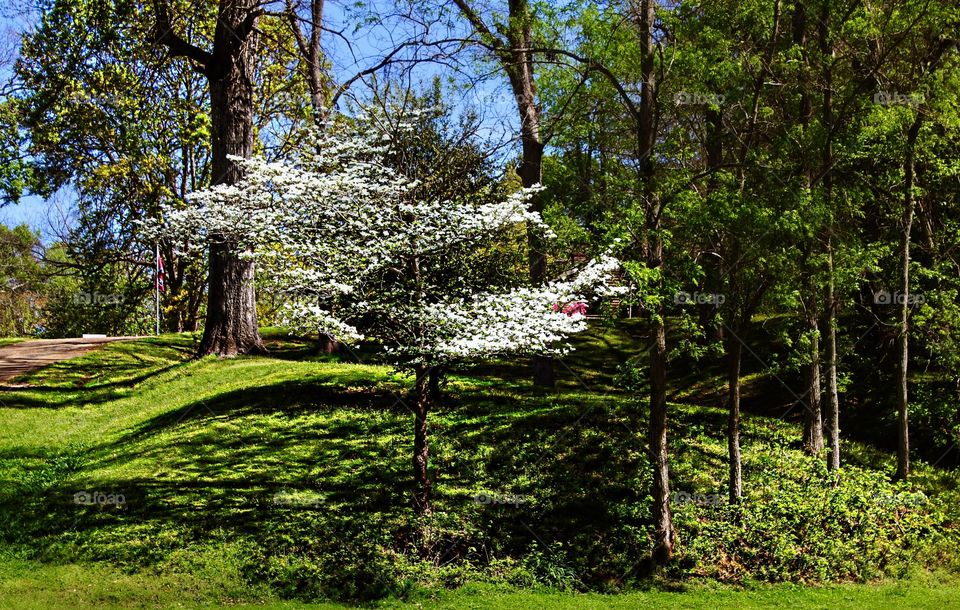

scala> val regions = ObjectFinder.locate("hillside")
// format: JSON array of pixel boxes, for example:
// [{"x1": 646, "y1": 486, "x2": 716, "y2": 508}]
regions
[{"x1": 0, "y1": 325, "x2": 957, "y2": 608}]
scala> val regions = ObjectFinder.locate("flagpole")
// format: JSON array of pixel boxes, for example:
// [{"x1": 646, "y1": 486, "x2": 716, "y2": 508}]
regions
[{"x1": 155, "y1": 243, "x2": 160, "y2": 336}]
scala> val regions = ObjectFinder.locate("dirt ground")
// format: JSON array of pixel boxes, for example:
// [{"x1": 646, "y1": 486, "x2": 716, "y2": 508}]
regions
[{"x1": 0, "y1": 337, "x2": 139, "y2": 382}]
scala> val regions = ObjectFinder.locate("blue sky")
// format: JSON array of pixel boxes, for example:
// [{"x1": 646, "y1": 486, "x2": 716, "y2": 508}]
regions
[
  {"x1": 0, "y1": 1, "x2": 521, "y2": 240},
  {"x1": 0, "y1": 5, "x2": 46, "y2": 236}
]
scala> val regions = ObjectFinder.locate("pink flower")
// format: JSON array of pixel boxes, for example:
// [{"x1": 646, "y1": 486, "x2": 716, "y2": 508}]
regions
[{"x1": 557, "y1": 301, "x2": 587, "y2": 316}]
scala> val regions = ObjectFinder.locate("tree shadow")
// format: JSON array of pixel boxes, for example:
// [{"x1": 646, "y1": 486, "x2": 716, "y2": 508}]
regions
[{"x1": 0, "y1": 361, "x2": 189, "y2": 409}]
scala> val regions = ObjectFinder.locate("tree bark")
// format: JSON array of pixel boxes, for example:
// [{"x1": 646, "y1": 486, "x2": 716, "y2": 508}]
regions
[
  {"x1": 649, "y1": 312, "x2": 674, "y2": 562},
  {"x1": 802, "y1": 280, "x2": 824, "y2": 455},
  {"x1": 506, "y1": 0, "x2": 553, "y2": 387},
  {"x1": 153, "y1": 0, "x2": 265, "y2": 357},
  {"x1": 198, "y1": 3, "x2": 265, "y2": 356},
  {"x1": 825, "y1": 242, "x2": 841, "y2": 470},
  {"x1": 452, "y1": 0, "x2": 552, "y2": 386},
  {"x1": 634, "y1": 0, "x2": 674, "y2": 563},
  {"x1": 413, "y1": 364, "x2": 433, "y2": 517},
  {"x1": 726, "y1": 333, "x2": 743, "y2": 502},
  {"x1": 896, "y1": 117, "x2": 922, "y2": 481},
  {"x1": 287, "y1": 0, "x2": 327, "y2": 117},
  {"x1": 819, "y1": 5, "x2": 840, "y2": 471}
]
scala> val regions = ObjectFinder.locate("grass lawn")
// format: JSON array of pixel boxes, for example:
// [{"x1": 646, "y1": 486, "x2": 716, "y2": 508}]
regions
[
  {"x1": 1, "y1": 558, "x2": 959, "y2": 609},
  {"x1": 0, "y1": 325, "x2": 957, "y2": 607}
]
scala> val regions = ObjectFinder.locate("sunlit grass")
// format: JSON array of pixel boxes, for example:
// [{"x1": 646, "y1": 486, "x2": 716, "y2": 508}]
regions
[{"x1": 0, "y1": 326, "x2": 957, "y2": 607}]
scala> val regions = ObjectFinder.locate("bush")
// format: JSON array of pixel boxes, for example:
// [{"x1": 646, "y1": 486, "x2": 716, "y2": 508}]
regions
[{"x1": 676, "y1": 456, "x2": 948, "y2": 583}]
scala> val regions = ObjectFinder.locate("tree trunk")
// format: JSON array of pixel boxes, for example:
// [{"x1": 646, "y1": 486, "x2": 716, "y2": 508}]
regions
[
  {"x1": 726, "y1": 333, "x2": 743, "y2": 502},
  {"x1": 413, "y1": 364, "x2": 432, "y2": 517},
  {"x1": 198, "y1": 6, "x2": 265, "y2": 357},
  {"x1": 288, "y1": 0, "x2": 327, "y2": 118},
  {"x1": 819, "y1": 5, "x2": 840, "y2": 471},
  {"x1": 452, "y1": 0, "x2": 552, "y2": 385},
  {"x1": 635, "y1": 0, "x2": 673, "y2": 563},
  {"x1": 649, "y1": 312, "x2": 674, "y2": 562},
  {"x1": 825, "y1": 243, "x2": 840, "y2": 470},
  {"x1": 802, "y1": 284, "x2": 824, "y2": 455},
  {"x1": 315, "y1": 333, "x2": 338, "y2": 354},
  {"x1": 896, "y1": 117, "x2": 922, "y2": 481},
  {"x1": 200, "y1": 239, "x2": 263, "y2": 355},
  {"x1": 505, "y1": 0, "x2": 553, "y2": 387},
  {"x1": 306, "y1": 0, "x2": 326, "y2": 115},
  {"x1": 152, "y1": 1, "x2": 264, "y2": 355}
]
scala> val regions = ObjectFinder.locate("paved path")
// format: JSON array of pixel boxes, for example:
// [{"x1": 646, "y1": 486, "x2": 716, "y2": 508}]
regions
[{"x1": 0, "y1": 337, "x2": 140, "y2": 382}]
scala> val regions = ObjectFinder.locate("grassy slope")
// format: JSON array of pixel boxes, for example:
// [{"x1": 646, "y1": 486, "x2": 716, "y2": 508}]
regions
[
  {"x1": 2, "y1": 561, "x2": 960, "y2": 609},
  {"x1": 0, "y1": 327, "x2": 958, "y2": 608}
]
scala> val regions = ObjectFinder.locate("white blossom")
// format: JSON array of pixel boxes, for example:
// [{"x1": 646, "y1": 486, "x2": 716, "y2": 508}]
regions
[{"x1": 152, "y1": 109, "x2": 625, "y2": 366}]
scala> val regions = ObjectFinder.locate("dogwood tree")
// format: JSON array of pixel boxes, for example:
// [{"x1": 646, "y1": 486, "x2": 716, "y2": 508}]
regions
[{"x1": 157, "y1": 106, "x2": 623, "y2": 518}]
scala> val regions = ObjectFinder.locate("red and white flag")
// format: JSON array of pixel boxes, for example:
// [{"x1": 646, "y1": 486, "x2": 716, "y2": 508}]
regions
[{"x1": 156, "y1": 252, "x2": 166, "y2": 293}]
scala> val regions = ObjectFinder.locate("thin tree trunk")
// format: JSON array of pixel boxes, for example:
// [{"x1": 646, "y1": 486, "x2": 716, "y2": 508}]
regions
[
  {"x1": 726, "y1": 332, "x2": 743, "y2": 501},
  {"x1": 825, "y1": 242, "x2": 840, "y2": 470},
  {"x1": 802, "y1": 281, "x2": 824, "y2": 455},
  {"x1": 634, "y1": 0, "x2": 674, "y2": 562},
  {"x1": 287, "y1": 0, "x2": 327, "y2": 117},
  {"x1": 819, "y1": 5, "x2": 840, "y2": 470},
  {"x1": 452, "y1": 0, "x2": 553, "y2": 385},
  {"x1": 896, "y1": 117, "x2": 922, "y2": 481},
  {"x1": 649, "y1": 312, "x2": 674, "y2": 562},
  {"x1": 413, "y1": 364, "x2": 432, "y2": 517},
  {"x1": 505, "y1": 0, "x2": 552, "y2": 387}
]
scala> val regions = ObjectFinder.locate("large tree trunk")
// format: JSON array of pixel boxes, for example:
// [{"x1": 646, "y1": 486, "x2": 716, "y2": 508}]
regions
[
  {"x1": 198, "y1": 5, "x2": 265, "y2": 357},
  {"x1": 896, "y1": 118, "x2": 922, "y2": 481},
  {"x1": 413, "y1": 364, "x2": 433, "y2": 517},
  {"x1": 153, "y1": 0, "x2": 265, "y2": 356},
  {"x1": 726, "y1": 332, "x2": 743, "y2": 502}
]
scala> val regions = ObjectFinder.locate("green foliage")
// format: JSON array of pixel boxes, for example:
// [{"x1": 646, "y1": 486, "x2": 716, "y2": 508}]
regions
[
  {"x1": 678, "y1": 460, "x2": 944, "y2": 582},
  {"x1": 0, "y1": 330, "x2": 957, "y2": 604},
  {"x1": 0, "y1": 224, "x2": 44, "y2": 336}
]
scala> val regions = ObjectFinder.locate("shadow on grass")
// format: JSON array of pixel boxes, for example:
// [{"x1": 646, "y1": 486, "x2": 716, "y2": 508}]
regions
[
  {"x1": 0, "y1": 361, "x2": 190, "y2": 409},
  {"x1": 0, "y1": 365, "x2": 681, "y2": 594}
]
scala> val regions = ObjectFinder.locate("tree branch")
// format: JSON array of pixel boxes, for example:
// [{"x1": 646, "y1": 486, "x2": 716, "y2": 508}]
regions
[{"x1": 152, "y1": 0, "x2": 212, "y2": 72}]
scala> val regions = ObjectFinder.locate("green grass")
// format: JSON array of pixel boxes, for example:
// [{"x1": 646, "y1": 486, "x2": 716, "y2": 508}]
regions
[
  {"x1": 0, "y1": 326, "x2": 958, "y2": 607},
  {"x1": 1, "y1": 558, "x2": 959, "y2": 609},
  {"x1": 0, "y1": 337, "x2": 25, "y2": 347}
]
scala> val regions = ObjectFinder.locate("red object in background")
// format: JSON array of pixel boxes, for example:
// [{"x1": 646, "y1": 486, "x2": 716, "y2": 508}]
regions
[
  {"x1": 552, "y1": 301, "x2": 587, "y2": 316},
  {"x1": 156, "y1": 254, "x2": 166, "y2": 293}
]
